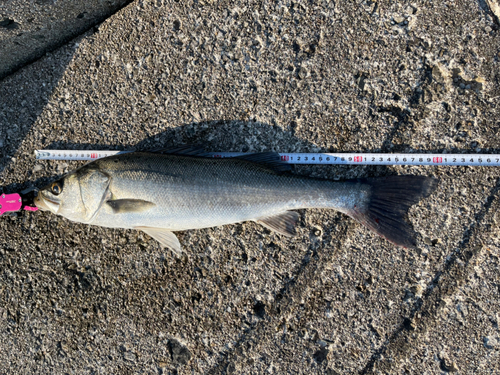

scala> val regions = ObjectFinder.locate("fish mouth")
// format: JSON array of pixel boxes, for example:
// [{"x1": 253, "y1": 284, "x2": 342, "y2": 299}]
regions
[{"x1": 34, "y1": 194, "x2": 60, "y2": 213}]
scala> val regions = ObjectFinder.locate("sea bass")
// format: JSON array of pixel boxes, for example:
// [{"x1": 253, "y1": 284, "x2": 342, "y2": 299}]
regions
[{"x1": 34, "y1": 148, "x2": 437, "y2": 254}]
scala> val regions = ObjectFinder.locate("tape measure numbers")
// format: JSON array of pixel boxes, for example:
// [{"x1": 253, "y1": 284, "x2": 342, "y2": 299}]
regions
[{"x1": 35, "y1": 150, "x2": 500, "y2": 166}]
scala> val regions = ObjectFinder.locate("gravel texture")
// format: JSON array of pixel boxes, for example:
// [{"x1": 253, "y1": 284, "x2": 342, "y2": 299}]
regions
[{"x1": 0, "y1": 0, "x2": 499, "y2": 374}]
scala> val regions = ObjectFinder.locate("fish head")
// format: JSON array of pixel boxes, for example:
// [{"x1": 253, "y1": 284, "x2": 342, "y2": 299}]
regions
[{"x1": 35, "y1": 166, "x2": 110, "y2": 223}]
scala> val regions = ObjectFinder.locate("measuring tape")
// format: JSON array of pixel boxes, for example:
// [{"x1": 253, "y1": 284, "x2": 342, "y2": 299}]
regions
[{"x1": 34, "y1": 150, "x2": 500, "y2": 166}]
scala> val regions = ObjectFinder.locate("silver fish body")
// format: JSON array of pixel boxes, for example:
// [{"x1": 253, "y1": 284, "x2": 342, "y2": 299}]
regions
[
  {"x1": 89, "y1": 154, "x2": 365, "y2": 230},
  {"x1": 34, "y1": 151, "x2": 437, "y2": 253}
]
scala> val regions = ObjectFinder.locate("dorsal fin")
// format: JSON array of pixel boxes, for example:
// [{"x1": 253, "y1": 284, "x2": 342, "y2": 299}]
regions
[
  {"x1": 145, "y1": 145, "x2": 208, "y2": 157},
  {"x1": 236, "y1": 152, "x2": 292, "y2": 173},
  {"x1": 144, "y1": 147, "x2": 291, "y2": 172}
]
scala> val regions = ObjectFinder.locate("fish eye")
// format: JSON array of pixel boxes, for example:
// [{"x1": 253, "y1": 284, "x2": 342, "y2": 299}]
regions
[{"x1": 51, "y1": 182, "x2": 63, "y2": 195}]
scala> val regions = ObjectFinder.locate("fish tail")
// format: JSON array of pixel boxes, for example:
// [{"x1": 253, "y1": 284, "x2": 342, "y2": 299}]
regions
[{"x1": 348, "y1": 176, "x2": 438, "y2": 248}]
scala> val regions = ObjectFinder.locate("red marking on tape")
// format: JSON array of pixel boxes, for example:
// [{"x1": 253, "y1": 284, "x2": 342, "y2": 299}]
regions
[
  {"x1": 354, "y1": 156, "x2": 362, "y2": 162},
  {"x1": 91, "y1": 153, "x2": 97, "y2": 159},
  {"x1": 433, "y1": 157, "x2": 442, "y2": 163},
  {"x1": 281, "y1": 155, "x2": 289, "y2": 161}
]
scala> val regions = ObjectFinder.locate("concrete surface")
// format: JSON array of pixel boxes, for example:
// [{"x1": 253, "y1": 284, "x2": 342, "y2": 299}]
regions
[
  {"x1": 0, "y1": 0, "x2": 132, "y2": 79},
  {"x1": 0, "y1": 0, "x2": 499, "y2": 374}
]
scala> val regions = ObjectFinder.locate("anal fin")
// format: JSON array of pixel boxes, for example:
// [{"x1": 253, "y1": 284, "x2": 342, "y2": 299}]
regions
[
  {"x1": 255, "y1": 211, "x2": 299, "y2": 237},
  {"x1": 135, "y1": 226, "x2": 182, "y2": 256}
]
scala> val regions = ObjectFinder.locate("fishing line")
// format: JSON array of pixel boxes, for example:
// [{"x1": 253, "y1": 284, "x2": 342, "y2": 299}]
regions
[{"x1": 35, "y1": 150, "x2": 500, "y2": 167}]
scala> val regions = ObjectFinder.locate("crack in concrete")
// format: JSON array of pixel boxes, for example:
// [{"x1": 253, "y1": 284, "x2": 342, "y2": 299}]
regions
[
  {"x1": 360, "y1": 177, "x2": 500, "y2": 374},
  {"x1": 206, "y1": 214, "x2": 350, "y2": 374},
  {"x1": 0, "y1": 0, "x2": 136, "y2": 82},
  {"x1": 205, "y1": 65, "x2": 449, "y2": 372}
]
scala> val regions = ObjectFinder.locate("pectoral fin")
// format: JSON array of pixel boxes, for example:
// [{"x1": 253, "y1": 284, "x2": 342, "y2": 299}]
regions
[
  {"x1": 135, "y1": 226, "x2": 182, "y2": 256},
  {"x1": 107, "y1": 199, "x2": 156, "y2": 214},
  {"x1": 256, "y1": 211, "x2": 300, "y2": 237}
]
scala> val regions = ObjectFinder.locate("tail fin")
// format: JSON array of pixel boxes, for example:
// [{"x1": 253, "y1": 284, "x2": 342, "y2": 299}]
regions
[{"x1": 349, "y1": 176, "x2": 438, "y2": 248}]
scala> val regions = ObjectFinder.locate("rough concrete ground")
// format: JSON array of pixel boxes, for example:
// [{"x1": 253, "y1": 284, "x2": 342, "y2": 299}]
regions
[
  {"x1": 0, "y1": 0, "x2": 499, "y2": 374},
  {"x1": 0, "y1": 0, "x2": 132, "y2": 80}
]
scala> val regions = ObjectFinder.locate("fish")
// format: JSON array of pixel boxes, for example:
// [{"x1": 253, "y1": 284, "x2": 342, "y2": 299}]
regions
[{"x1": 34, "y1": 147, "x2": 438, "y2": 255}]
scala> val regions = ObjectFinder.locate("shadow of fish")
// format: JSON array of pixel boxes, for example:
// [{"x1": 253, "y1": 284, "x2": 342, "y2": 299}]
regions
[{"x1": 34, "y1": 147, "x2": 438, "y2": 255}]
